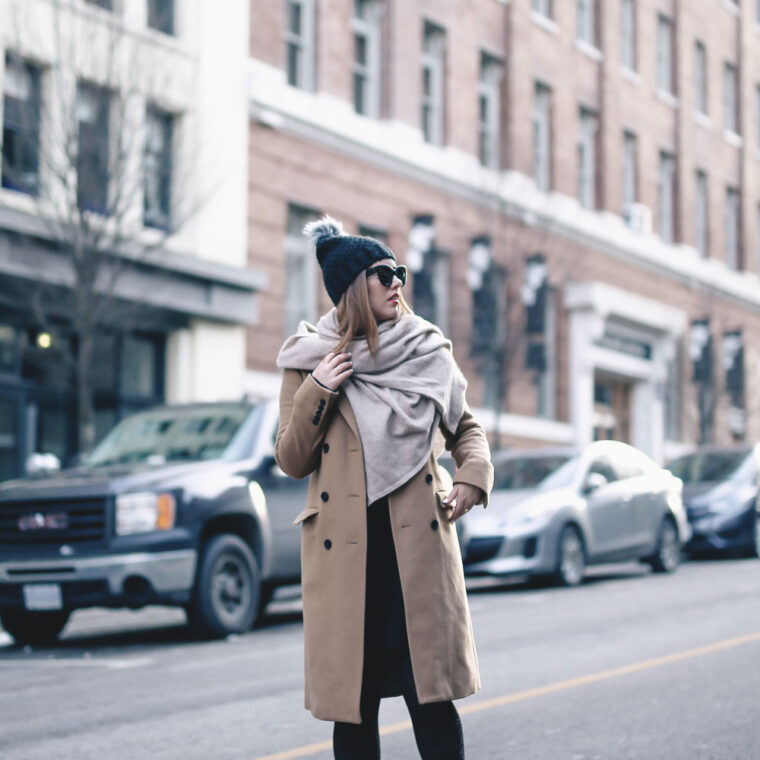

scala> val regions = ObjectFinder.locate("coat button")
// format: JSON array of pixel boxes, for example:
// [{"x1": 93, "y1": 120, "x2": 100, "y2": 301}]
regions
[
  {"x1": 431, "y1": 519, "x2": 439, "y2": 531},
  {"x1": 425, "y1": 473, "x2": 433, "y2": 484},
  {"x1": 312, "y1": 416, "x2": 319, "y2": 426},
  {"x1": 324, "y1": 539, "x2": 332, "y2": 550},
  {"x1": 319, "y1": 399, "x2": 326, "y2": 408},
  {"x1": 322, "y1": 442, "x2": 329, "y2": 453},
  {"x1": 321, "y1": 491, "x2": 329, "y2": 502}
]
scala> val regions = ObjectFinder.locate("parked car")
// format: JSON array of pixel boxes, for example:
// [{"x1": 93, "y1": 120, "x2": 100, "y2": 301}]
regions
[
  {"x1": 0, "y1": 399, "x2": 308, "y2": 646},
  {"x1": 457, "y1": 441, "x2": 689, "y2": 586},
  {"x1": 666, "y1": 445, "x2": 760, "y2": 558}
]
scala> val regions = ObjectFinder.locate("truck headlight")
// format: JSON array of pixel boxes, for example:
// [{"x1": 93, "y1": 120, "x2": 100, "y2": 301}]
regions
[{"x1": 116, "y1": 492, "x2": 176, "y2": 535}]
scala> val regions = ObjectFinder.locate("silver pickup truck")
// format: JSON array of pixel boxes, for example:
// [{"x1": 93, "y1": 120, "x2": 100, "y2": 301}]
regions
[{"x1": 0, "y1": 398, "x2": 308, "y2": 645}]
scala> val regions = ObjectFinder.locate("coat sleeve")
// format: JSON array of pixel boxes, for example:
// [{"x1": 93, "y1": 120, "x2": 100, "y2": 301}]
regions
[
  {"x1": 440, "y1": 403, "x2": 494, "y2": 507},
  {"x1": 275, "y1": 369, "x2": 340, "y2": 480}
]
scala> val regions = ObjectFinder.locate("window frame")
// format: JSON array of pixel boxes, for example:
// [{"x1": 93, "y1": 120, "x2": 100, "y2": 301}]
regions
[
  {"x1": 478, "y1": 51, "x2": 503, "y2": 170},
  {"x1": 657, "y1": 14, "x2": 674, "y2": 95},
  {"x1": 532, "y1": 0, "x2": 552, "y2": 19},
  {"x1": 284, "y1": 0, "x2": 317, "y2": 91},
  {"x1": 284, "y1": 204, "x2": 320, "y2": 336},
  {"x1": 1, "y1": 54, "x2": 42, "y2": 196},
  {"x1": 694, "y1": 41, "x2": 708, "y2": 116},
  {"x1": 725, "y1": 187, "x2": 740, "y2": 270},
  {"x1": 421, "y1": 20, "x2": 446, "y2": 146},
  {"x1": 723, "y1": 62, "x2": 739, "y2": 135},
  {"x1": 658, "y1": 151, "x2": 676, "y2": 244},
  {"x1": 621, "y1": 0, "x2": 637, "y2": 72},
  {"x1": 695, "y1": 170, "x2": 709, "y2": 258},
  {"x1": 147, "y1": 0, "x2": 175, "y2": 36},
  {"x1": 576, "y1": 0, "x2": 597, "y2": 47},
  {"x1": 532, "y1": 82, "x2": 552, "y2": 192},
  {"x1": 577, "y1": 107, "x2": 598, "y2": 210},
  {"x1": 76, "y1": 81, "x2": 112, "y2": 216},
  {"x1": 351, "y1": 0, "x2": 382, "y2": 118},
  {"x1": 622, "y1": 130, "x2": 638, "y2": 209},
  {"x1": 143, "y1": 105, "x2": 174, "y2": 230}
]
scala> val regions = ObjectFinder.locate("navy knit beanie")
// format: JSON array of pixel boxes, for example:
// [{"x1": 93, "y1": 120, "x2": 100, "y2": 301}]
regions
[{"x1": 303, "y1": 216, "x2": 395, "y2": 305}]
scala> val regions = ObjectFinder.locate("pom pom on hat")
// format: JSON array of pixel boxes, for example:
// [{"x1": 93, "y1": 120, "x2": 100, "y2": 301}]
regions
[{"x1": 303, "y1": 216, "x2": 344, "y2": 250}]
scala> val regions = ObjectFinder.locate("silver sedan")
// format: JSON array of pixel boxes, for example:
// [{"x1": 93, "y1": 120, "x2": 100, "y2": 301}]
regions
[{"x1": 458, "y1": 440, "x2": 690, "y2": 586}]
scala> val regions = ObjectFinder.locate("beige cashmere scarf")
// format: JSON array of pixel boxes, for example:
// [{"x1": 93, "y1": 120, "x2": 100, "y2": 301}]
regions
[{"x1": 276, "y1": 308, "x2": 467, "y2": 504}]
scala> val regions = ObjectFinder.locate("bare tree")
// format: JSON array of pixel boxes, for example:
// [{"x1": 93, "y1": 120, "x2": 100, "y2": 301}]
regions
[{"x1": 3, "y1": 0, "x2": 203, "y2": 452}]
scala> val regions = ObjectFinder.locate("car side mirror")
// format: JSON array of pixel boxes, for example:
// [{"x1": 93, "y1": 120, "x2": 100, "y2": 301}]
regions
[{"x1": 583, "y1": 472, "x2": 608, "y2": 495}]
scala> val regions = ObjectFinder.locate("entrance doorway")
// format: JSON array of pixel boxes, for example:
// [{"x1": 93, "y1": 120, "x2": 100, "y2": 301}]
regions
[{"x1": 593, "y1": 374, "x2": 633, "y2": 443}]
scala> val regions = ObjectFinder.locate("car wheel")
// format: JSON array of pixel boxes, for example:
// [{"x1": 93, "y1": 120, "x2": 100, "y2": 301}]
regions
[
  {"x1": 188, "y1": 534, "x2": 261, "y2": 638},
  {"x1": 0, "y1": 609, "x2": 71, "y2": 647},
  {"x1": 649, "y1": 516, "x2": 680, "y2": 573},
  {"x1": 554, "y1": 524, "x2": 585, "y2": 587},
  {"x1": 744, "y1": 512, "x2": 760, "y2": 559}
]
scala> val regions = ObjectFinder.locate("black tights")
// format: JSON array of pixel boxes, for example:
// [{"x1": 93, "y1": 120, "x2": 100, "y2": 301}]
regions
[{"x1": 333, "y1": 659, "x2": 465, "y2": 760}]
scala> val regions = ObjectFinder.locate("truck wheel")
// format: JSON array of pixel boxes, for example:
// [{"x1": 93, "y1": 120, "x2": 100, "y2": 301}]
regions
[
  {"x1": 188, "y1": 534, "x2": 261, "y2": 638},
  {"x1": 0, "y1": 609, "x2": 70, "y2": 647}
]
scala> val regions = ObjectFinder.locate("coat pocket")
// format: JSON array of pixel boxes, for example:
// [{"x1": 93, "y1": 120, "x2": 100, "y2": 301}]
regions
[{"x1": 293, "y1": 506, "x2": 320, "y2": 526}]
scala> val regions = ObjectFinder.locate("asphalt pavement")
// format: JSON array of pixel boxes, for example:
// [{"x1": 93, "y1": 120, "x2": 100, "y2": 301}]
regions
[{"x1": 1, "y1": 557, "x2": 759, "y2": 760}]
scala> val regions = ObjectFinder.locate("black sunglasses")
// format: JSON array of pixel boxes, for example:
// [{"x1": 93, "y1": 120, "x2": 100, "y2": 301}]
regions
[{"x1": 366, "y1": 264, "x2": 407, "y2": 288}]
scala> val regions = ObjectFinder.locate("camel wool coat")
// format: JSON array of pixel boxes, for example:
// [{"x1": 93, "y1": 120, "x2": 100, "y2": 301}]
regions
[{"x1": 275, "y1": 369, "x2": 494, "y2": 724}]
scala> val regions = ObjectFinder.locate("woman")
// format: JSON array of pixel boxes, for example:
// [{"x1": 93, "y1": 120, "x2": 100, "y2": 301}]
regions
[{"x1": 275, "y1": 217, "x2": 494, "y2": 759}]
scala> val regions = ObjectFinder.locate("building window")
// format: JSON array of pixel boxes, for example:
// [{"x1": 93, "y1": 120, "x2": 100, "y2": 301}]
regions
[
  {"x1": 76, "y1": 82, "x2": 111, "y2": 214},
  {"x1": 421, "y1": 21, "x2": 446, "y2": 146},
  {"x1": 724, "y1": 62, "x2": 739, "y2": 134},
  {"x1": 577, "y1": 108, "x2": 597, "y2": 210},
  {"x1": 657, "y1": 14, "x2": 674, "y2": 95},
  {"x1": 532, "y1": 0, "x2": 552, "y2": 18},
  {"x1": 658, "y1": 151, "x2": 675, "y2": 243},
  {"x1": 2, "y1": 55, "x2": 41, "y2": 196},
  {"x1": 284, "y1": 0, "x2": 316, "y2": 91},
  {"x1": 695, "y1": 41, "x2": 708, "y2": 115},
  {"x1": 148, "y1": 0, "x2": 174, "y2": 35},
  {"x1": 86, "y1": 0, "x2": 114, "y2": 10},
  {"x1": 532, "y1": 82, "x2": 552, "y2": 192},
  {"x1": 695, "y1": 171, "x2": 709, "y2": 258},
  {"x1": 622, "y1": 130, "x2": 637, "y2": 208},
  {"x1": 122, "y1": 334, "x2": 162, "y2": 398},
  {"x1": 725, "y1": 187, "x2": 740, "y2": 270},
  {"x1": 352, "y1": 0, "x2": 382, "y2": 117},
  {"x1": 285, "y1": 204, "x2": 320, "y2": 336},
  {"x1": 621, "y1": 0, "x2": 636, "y2": 71},
  {"x1": 144, "y1": 107, "x2": 173, "y2": 229},
  {"x1": 478, "y1": 52, "x2": 503, "y2": 169},
  {"x1": 577, "y1": 0, "x2": 597, "y2": 46},
  {"x1": 358, "y1": 224, "x2": 387, "y2": 243}
]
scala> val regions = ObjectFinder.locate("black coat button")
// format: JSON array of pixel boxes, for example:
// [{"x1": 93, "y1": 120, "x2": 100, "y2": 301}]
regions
[
  {"x1": 321, "y1": 491, "x2": 329, "y2": 502},
  {"x1": 431, "y1": 519, "x2": 439, "y2": 531},
  {"x1": 425, "y1": 473, "x2": 433, "y2": 484},
  {"x1": 322, "y1": 442, "x2": 329, "y2": 453},
  {"x1": 319, "y1": 399, "x2": 326, "y2": 408},
  {"x1": 312, "y1": 416, "x2": 319, "y2": 426},
  {"x1": 324, "y1": 539, "x2": 332, "y2": 550}
]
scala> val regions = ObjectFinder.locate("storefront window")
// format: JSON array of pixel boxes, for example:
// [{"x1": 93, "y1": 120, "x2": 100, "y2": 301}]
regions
[{"x1": 122, "y1": 334, "x2": 160, "y2": 397}]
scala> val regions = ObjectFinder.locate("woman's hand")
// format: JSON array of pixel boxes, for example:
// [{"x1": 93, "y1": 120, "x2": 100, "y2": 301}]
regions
[
  {"x1": 444, "y1": 483, "x2": 485, "y2": 523},
  {"x1": 312, "y1": 351, "x2": 353, "y2": 391}
]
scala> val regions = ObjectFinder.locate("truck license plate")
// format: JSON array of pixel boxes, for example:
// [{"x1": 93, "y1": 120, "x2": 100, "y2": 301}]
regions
[{"x1": 22, "y1": 584, "x2": 63, "y2": 611}]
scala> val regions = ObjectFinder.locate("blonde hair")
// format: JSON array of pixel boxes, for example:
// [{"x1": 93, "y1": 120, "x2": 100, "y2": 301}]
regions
[{"x1": 334, "y1": 269, "x2": 412, "y2": 357}]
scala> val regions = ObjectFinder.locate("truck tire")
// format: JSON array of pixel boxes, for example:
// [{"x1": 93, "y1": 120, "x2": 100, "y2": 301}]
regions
[
  {"x1": 0, "y1": 609, "x2": 70, "y2": 647},
  {"x1": 188, "y1": 534, "x2": 261, "y2": 638}
]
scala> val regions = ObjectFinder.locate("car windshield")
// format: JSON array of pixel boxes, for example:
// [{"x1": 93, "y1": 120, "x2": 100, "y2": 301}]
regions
[
  {"x1": 666, "y1": 450, "x2": 751, "y2": 484},
  {"x1": 493, "y1": 455, "x2": 571, "y2": 490},
  {"x1": 86, "y1": 406, "x2": 253, "y2": 467},
  {"x1": 668, "y1": 451, "x2": 749, "y2": 483},
  {"x1": 536, "y1": 455, "x2": 582, "y2": 492}
]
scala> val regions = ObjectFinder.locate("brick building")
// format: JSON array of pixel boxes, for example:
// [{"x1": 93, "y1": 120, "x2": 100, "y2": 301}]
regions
[{"x1": 246, "y1": 0, "x2": 760, "y2": 462}]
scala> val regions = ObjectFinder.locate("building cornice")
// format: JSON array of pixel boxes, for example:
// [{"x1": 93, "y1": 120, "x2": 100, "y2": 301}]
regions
[{"x1": 248, "y1": 59, "x2": 760, "y2": 314}]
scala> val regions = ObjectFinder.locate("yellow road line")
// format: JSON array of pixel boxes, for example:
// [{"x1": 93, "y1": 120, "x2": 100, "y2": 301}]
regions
[{"x1": 254, "y1": 630, "x2": 760, "y2": 760}]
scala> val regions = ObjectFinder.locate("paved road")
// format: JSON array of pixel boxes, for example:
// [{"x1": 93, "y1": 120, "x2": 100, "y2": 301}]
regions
[{"x1": 1, "y1": 557, "x2": 759, "y2": 760}]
